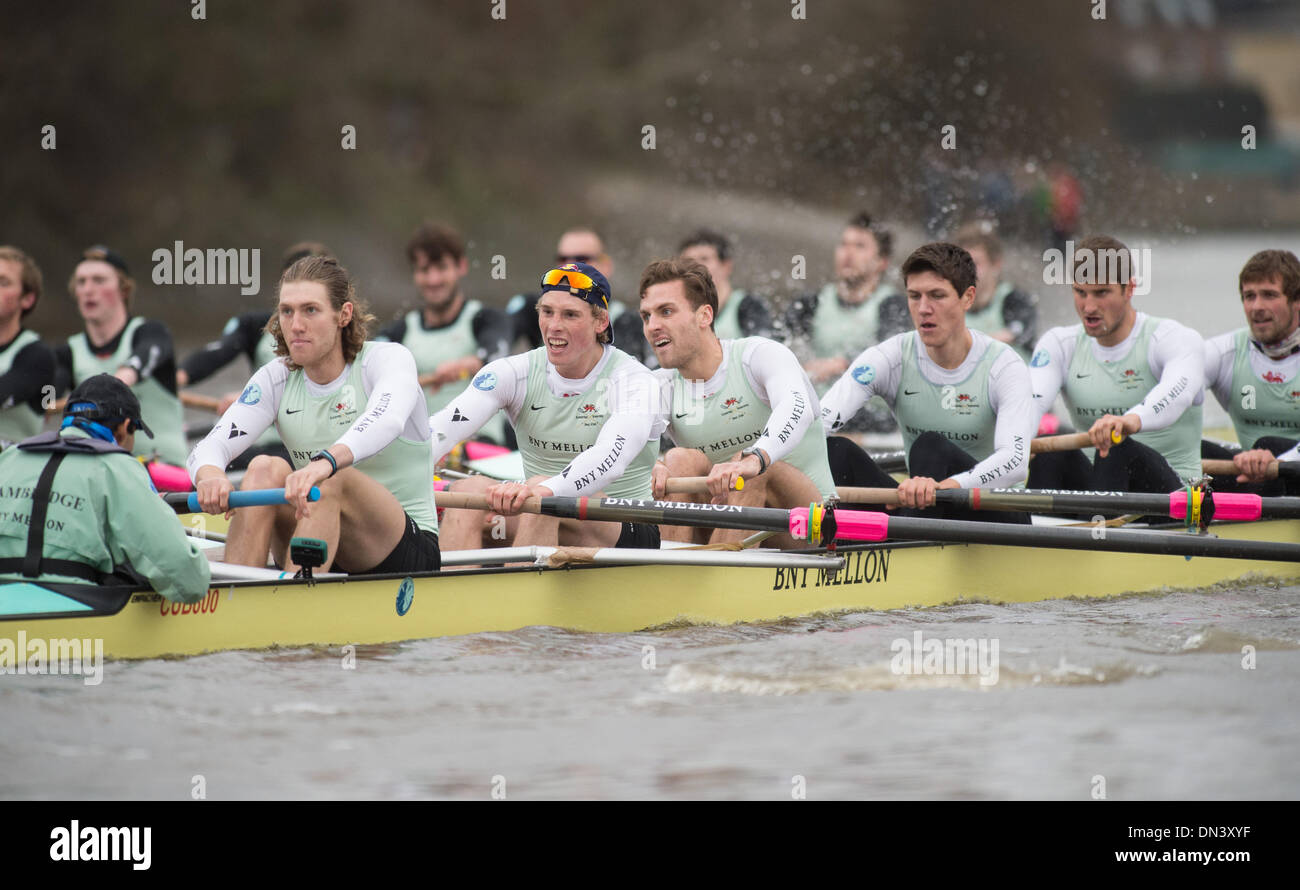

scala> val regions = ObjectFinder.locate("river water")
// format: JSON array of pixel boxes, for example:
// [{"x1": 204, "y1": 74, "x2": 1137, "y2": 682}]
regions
[{"x1": 2, "y1": 232, "x2": 1298, "y2": 800}]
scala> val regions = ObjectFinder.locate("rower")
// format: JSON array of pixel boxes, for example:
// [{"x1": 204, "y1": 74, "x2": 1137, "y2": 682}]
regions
[
  {"x1": 189, "y1": 256, "x2": 440, "y2": 576},
  {"x1": 0, "y1": 374, "x2": 210, "y2": 602},
  {"x1": 641, "y1": 257, "x2": 836, "y2": 548},
  {"x1": 820, "y1": 242, "x2": 1036, "y2": 523},
  {"x1": 375, "y1": 223, "x2": 511, "y2": 445},
  {"x1": 506, "y1": 227, "x2": 649, "y2": 365},
  {"x1": 0, "y1": 246, "x2": 55, "y2": 451},
  {"x1": 1028, "y1": 234, "x2": 1205, "y2": 492},
  {"x1": 433, "y1": 262, "x2": 661, "y2": 551},
  {"x1": 678, "y1": 229, "x2": 775, "y2": 340},
  {"x1": 52, "y1": 246, "x2": 189, "y2": 467},
  {"x1": 176, "y1": 242, "x2": 332, "y2": 468},
  {"x1": 1204, "y1": 249, "x2": 1300, "y2": 494},
  {"x1": 952, "y1": 222, "x2": 1040, "y2": 362},
  {"x1": 783, "y1": 211, "x2": 907, "y2": 432}
]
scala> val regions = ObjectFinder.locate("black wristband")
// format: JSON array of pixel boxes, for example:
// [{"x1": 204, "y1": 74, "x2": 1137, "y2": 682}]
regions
[
  {"x1": 742, "y1": 446, "x2": 768, "y2": 476},
  {"x1": 311, "y1": 449, "x2": 338, "y2": 477}
]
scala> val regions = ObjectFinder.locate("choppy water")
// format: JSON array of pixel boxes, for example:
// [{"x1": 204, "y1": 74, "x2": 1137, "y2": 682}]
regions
[
  {"x1": 5, "y1": 232, "x2": 1299, "y2": 799},
  {"x1": 2, "y1": 584, "x2": 1297, "y2": 800}
]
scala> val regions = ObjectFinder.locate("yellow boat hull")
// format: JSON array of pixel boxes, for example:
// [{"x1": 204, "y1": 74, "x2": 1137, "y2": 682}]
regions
[{"x1": 8, "y1": 519, "x2": 1300, "y2": 660}]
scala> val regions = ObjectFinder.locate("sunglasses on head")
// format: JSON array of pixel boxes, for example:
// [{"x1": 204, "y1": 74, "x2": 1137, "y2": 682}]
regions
[{"x1": 541, "y1": 267, "x2": 608, "y2": 307}]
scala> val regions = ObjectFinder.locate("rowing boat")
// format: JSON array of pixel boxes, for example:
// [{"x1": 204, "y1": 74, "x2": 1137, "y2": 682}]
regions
[{"x1": 4, "y1": 512, "x2": 1298, "y2": 660}]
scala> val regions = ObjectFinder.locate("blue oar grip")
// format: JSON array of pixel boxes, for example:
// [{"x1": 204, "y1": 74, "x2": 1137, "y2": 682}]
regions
[{"x1": 181, "y1": 487, "x2": 321, "y2": 512}]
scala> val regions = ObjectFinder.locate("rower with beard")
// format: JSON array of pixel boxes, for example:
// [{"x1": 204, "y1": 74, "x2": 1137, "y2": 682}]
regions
[
  {"x1": 189, "y1": 256, "x2": 439, "y2": 576},
  {"x1": 1203, "y1": 249, "x2": 1300, "y2": 494},
  {"x1": 432, "y1": 262, "x2": 661, "y2": 552},
  {"x1": 376, "y1": 223, "x2": 511, "y2": 445},
  {"x1": 820, "y1": 242, "x2": 1036, "y2": 523},
  {"x1": 0, "y1": 246, "x2": 54, "y2": 451},
  {"x1": 1028, "y1": 234, "x2": 1205, "y2": 492},
  {"x1": 52, "y1": 246, "x2": 189, "y2": 467},
  {"x1": 176, "y1": 242, "x2": 332, "y2": 468},
  {"x1": 641, "y1": 257, "x2": 834, "y2": 548}
]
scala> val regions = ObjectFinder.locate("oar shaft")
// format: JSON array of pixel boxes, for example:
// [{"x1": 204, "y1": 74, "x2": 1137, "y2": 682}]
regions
[
  {"x1": 180, "y1": 391, "x2": 224, "y2": 412},
  {"x1": 435, "y1": 491, "x2": 1300, "y2": 562},
  {"x1": 1201, "y1": 458, "x2": 1300, "y2": 480}
]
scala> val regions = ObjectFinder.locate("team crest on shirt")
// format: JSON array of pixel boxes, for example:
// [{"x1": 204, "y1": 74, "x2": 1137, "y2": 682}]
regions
[
  {"x1": 940, "y1": 385, "x2": 980, "y2": 414},
  {"x1": 329, "y1": 384, "x2": 358, "y2": 423},
  {"x1": 851, "y1": 365, "x2": 875, "y2": 385},
  {"x1": 577, "y1": 402, "x2": 605, "y2": 428},
  {"x1": 719, "y1": 394, "x2": 750, "y2": 419},
  {"x1": 1030, "y1": 349, "x2": 1050, "y2": 368},
  {"x1": 238, "y1": 383, "x2": 262, "y2": 406},
  {"x1": 1264, "y1": 370, "x2": 1286, "y2": 384},
  {"x1": 1116, "y1": 367, "x2": 1144, "y2": 390}
]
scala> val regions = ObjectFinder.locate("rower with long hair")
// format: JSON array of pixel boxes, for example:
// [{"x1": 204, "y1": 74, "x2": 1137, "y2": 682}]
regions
[{"x1": 188, "y1": 256, "x2": 440, "y2": 576}]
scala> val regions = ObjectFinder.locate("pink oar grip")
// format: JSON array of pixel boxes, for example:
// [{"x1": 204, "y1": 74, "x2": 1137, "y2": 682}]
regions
[
  {"x1": 148, "y1": 461, "x2": 194, "y2": 492},
  {"x1": 788, "y1": 508, "x2": 890, "y2": 542},
  {"x1": 1169, "y1": 491, "x2": 1261, "y2": 522}
]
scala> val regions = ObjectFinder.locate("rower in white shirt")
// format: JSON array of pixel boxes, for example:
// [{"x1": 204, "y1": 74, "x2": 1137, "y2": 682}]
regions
[
  {"x1": 1027, "y1": 234, "x2": 1205, "y2": 493},
  {"x1": 821, "y1": 242, "x2": 1036, "y2": 523},
  {"x1": 431, "y1": 262, "x2": 662, "y2": 552},
  {"x1": 1203, "y1": 249, "x2": 1300, "y2": 494},
  {"x1": 640, "y1": 257, "x2": 835, "y2": 548}
]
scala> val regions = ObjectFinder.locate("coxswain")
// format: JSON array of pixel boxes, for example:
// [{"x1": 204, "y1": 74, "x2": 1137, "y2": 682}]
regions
[
  {"x1": 820, "y1": 242, "x2": 1036, "y2": 522},
  {"x1": 0, "y1": 374, "x2": 210, "y2": 602},
  {"x1": 640, "y1": 257, "x2": 835, "y2": 547},
  {"x1": 433, "y1": 262, "x2": 661, "y2": 551},
  {"x1": 0, "y1": 246, "x2": 54, "y2": 450},
  {"x1": 53, "y1": 246, "x2": 189, "y2": 466},
  {"x1": 1028, "y1": 234, "x2": 1205, "y2": 491},
  {"x1": 189, "y1": 256, "x2": 440, "y2": 575}
]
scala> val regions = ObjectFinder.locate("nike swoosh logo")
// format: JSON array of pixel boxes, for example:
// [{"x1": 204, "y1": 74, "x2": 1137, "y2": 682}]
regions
[
  {"x1": 1074, "y1": 374, "x2": 1091, "y2": 379},
  {"x1": 902, "y1": 389, "x2": 919, "y2": 396},
  {"x1": 674, "y1": 412, "x2": 690, "y2": 419},
  {"x1": 530, "y1": 404, "x2": 545, "y2": 411},
  {"x1": 285, "y1": 408, "x2": 303, "y2": 414}
]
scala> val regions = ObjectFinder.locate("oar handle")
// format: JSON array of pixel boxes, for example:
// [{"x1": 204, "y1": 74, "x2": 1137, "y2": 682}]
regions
[
  {"x1": 664, "y1": 476, "x2": 745, "y2": 494},
  {"x1": 1030, "y1": 430, "x2": 1123, "y2": 454},
  {"x1": 166, "y1": 487, "x2": 321, "y2": 513}
]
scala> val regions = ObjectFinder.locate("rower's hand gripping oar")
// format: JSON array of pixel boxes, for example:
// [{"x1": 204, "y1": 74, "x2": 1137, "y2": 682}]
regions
[
  {"x1": 164, "y1": 487, "x2": 321, "y2": 513},
  {"x1": 1203, "y1": 458, "x2": 1300, "y2": 481}
]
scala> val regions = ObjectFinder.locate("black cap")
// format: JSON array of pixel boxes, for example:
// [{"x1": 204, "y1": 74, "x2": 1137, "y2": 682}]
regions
[
  {"x1": 64, "y1": 374, "x2": 154, "y2": 438},
  {"x1": 81, "y1": 245, "x2": 130, "y2": 276}
]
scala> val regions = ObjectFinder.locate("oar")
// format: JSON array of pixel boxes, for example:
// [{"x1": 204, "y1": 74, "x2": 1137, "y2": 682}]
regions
[
  {"x1": 163, "y1": 487, "x2": 321, "y2": 513},
  {"x1": 1030, "y1": 430, "x2": 1125, "y2": 453},
  {"x1": 433, "y1": 492, "x2": 1300, "y2": 563},
  {"x1": 1203, "y1": 458, "x2": 1300, "y2": 480},
  {"x1": 829, "y1": 486, "x2": 1300, "y2": 521},
  {"x1": 180, "y1": 391, "x2": 224, "y2": 412}
]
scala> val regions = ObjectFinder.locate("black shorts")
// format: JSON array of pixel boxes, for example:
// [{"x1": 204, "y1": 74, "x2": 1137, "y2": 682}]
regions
[
  {"x1": 615, "y1": 521, "x2": 660, "y2": 549},
  {"x1": 360, "y1": 513, "x2": 441, "y2": 575}
]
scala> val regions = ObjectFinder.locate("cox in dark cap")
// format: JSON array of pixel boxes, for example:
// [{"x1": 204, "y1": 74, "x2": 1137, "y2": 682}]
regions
[
  {"x1": 539, "y1": 261, "x2": 614, "y2": 342},
  {"x1": 63, "y1": 374, "x2": 154, "y2": 439}
]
